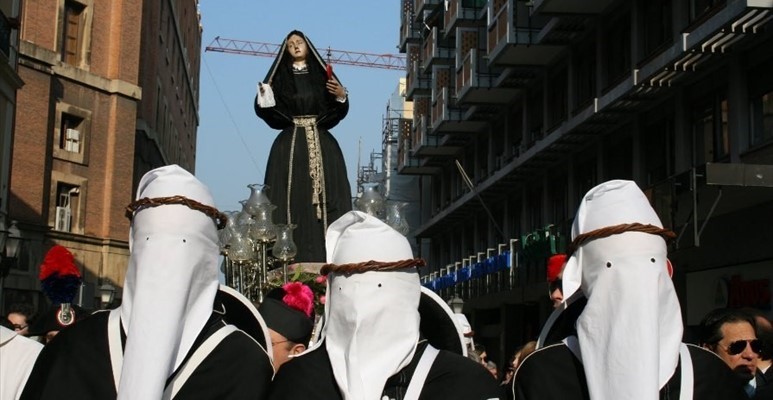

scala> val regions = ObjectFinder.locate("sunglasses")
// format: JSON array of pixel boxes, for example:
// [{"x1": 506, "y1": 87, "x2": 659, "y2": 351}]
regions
[
  {"x1": 724, "y1": 339, "x2": 762, "y2": 356},
  {"x1": 549, "y1": 279, "x2": 562, "y2": 293},
  {"x1": 11, "y1": 324, "x2": 28, "y2": 331}
]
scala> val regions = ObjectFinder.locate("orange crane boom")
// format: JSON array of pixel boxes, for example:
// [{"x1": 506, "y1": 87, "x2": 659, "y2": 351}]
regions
[{"x1": 205, "y1": 37, "x2": 406, "y2": 71}]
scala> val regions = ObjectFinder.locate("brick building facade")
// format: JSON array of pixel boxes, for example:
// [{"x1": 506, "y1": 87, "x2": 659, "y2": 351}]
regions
[{"x1": 2, "y1": 0, "x2": 201, "y2": 314}]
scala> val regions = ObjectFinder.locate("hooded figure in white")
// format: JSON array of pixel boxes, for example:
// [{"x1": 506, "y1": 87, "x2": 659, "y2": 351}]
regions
[
  {"x1": 561, "y1": 180, "x2": 683, "y2": 399},
  {"x1": 115, "y1": 165, "x2": 222, "y2": 399},
  {"x1": 18, "y1": 165, "x2": 274, "y2": 400},
  {"x1": 519, "y1": 180, "x2": 749, "y2": 400},
  {"x1": 322, "y1": 211, "x2": 422, "y2": 400},
  {"x1": 267, "y1": 211, "x2": 502, "y2": 400}
]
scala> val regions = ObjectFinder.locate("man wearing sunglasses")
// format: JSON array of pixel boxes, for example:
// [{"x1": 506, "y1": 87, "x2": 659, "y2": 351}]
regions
[{"x1": 700, "y1": 308, "x2": 761, "y2": 397}]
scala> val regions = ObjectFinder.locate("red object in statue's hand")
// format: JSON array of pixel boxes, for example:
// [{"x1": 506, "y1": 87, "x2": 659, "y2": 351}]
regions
[{"x1": 326, "y1": 64, "x2": 333, "y2": 80}]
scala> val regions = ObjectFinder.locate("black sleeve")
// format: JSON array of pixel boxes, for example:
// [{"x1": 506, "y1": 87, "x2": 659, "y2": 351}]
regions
[
  {"x1": 267, "y1": 347, "x2": 341, "y2": 400},
  {"x1": 688, "y1": 345, "x2": 749, "y2": 400},
  {"x1": 174, "y1": 331, "x2": 274, "y2": 400},
  {"x1": 511, "y1": 345, "x2": 588, "y2": 400},
  {"x1": 317, "y1": 96, "x2": 349, "y2": 130},
  {"x1": 20, "y1": 313, "x2": 115, "y2": 400},
  {"x1": 254, "y1": 96, "x2": 292, "y2": 130},
  {"x1": 420, "y1": 350, "x2": 502, "y2": 400},
  {"x1": 19, "y1": 335, "x2": 65, "y2": 400}
]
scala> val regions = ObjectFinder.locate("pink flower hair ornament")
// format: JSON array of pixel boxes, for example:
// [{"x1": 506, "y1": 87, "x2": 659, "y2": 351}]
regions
[{"x1": 282, "y1": 281, "x2": 314, "y2": 318}]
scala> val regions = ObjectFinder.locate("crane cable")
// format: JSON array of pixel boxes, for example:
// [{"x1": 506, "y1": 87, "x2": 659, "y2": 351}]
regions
[{"x1": 202, "y1": 55, "x2": 263, "y2": 175}]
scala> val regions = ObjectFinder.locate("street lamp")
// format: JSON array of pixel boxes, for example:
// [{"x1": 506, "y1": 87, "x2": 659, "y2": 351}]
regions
[
  {"x1": 0, "y1": 220, "x2": 22, "y2": 313},
  {"x1": 98, "y1": 282, "x2": 116, "y2": 309},
  {"x1": 448, "y1": 296, "x2": 464, "y2": 314}
]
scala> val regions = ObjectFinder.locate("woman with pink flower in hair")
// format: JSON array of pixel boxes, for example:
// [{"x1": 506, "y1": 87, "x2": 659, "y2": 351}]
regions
[{"x1": 258, "y1": 282, "x2": 316, "y2": 370}]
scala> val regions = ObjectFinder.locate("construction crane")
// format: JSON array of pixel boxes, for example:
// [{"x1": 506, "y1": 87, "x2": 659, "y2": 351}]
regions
[{"x1": 205, "y1": 37, "x2": 406, "y2": 71}]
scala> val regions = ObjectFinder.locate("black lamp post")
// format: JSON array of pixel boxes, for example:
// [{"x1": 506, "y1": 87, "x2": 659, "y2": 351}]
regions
[
  {"x1": 0, "y1": 220, "x2": 22, "y2": 313},
  {"x1": 98, "y1": 282, "x2": 116, "y2": 309},
  {"x1": 447, "y1": 296, "x2": 465, "y2": 314}
]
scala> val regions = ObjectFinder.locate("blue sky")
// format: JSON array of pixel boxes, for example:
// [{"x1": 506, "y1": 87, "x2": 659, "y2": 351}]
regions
[{"x1": 195, "y1": 0, "x2": 405, "y2": 213}]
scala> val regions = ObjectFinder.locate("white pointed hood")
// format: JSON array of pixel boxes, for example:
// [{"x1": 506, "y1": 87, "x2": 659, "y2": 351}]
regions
[
  {"x1": 322, "y1": 211, "x2": 421, "y2": 400},
  {"x1": 117, "y1": 165, "x2": 220, "y2": 400},
  {"x1": 561, "y1": 180, "x2": 683, "y2": 399}
]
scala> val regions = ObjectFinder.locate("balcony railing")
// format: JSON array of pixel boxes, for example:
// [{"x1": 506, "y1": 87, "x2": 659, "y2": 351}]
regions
[
  {"x1": 413, "y1": 114, "x2": 427, "y2": 151},
  {"x1": 431, "y1": 87, "x2": 451, "y2": 129},
  {"x1": 412, "y1": 114, "x2": 442, "y2": 154},
  {"x1": 414, "y1": 0, "x2": 442, "y2": 18},
  {"x1": 459, "y1": 47, "x2": 495, "y2": 90},
  {"x1": 487, "y1": 0, "x2": 562, "y2": 66},
  {"x1": 406, "y1": 44, "x2": 431, "y2": 99},
  {"x1": 444, "y1": 0, "x2": 486, "y2": 33},
  {"x1": 488, "y1": 0, "x2": 544, "y2": 51},
  {"x1": 421, "y1": 27, "x2": 455, "y2": 71},
  {"x1": 400, "y1": 2, "x2": 420, "y2": 51},
  {"x1": 422, "y1": 240, "x2": 520, "y2": 299}
]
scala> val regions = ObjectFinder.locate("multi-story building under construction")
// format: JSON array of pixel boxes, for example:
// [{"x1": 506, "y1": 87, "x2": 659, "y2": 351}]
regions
[{"x1": 398, "y1": 0, "x2": 773, "y2": 365}]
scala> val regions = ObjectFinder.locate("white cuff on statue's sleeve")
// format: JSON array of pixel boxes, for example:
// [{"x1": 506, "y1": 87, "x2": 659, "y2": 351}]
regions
[{"x1": 257, "y1": 83, "x2": 276, "y2": 108}]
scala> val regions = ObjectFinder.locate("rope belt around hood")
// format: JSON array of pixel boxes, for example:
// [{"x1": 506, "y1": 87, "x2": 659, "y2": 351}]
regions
[
  {"x1": 566, "y1": 222, "x2": 676, "y2": 257},
  {"x1": 126, "y1": 195, "x2": 227, "y2": 229},
  {"x1": 321, "y1": 258, "x2": 427, "y2": 275}
]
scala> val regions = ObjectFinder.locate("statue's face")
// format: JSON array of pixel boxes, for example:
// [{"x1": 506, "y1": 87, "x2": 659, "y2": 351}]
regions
[{"x1": 286, "y1": 34, "x2": 308, "y2": 62}]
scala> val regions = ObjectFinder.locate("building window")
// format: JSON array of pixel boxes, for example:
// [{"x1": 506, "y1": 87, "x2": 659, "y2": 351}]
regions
[
  {"x1": 576, "y1": 156, "x2": 597, "y2": 203},
  {"x1": 605, "y1": 130, "x2": 633, "y2": 181},
  {"x1": 642, "y1": 0, "x2": 672, "y2": 58},
  {"x1": 60, "y1": 1, "x2": 85, "y2": 65},
  {"x1": 604, "y1": 11, "x2": 631, "y2": 89},
  {"x1": 550, "y1": 178, "x2": 568, "y2": 231},
  {"x1": 750, "y1": 90, "x2": 773, "y2": 147},
  {"x1": 547, "y1": 65, "x2": 567, "y2": 130},
  {"x1": 644, "y1": 117, "x2": 675, "y2": 185},
  {"x1": 574, "y1": 42, "x2": 596, "y2": 110},
  {"x1": 55, "y1": 183, "x2": 79, "y2": 232},
  {"x1": 60, "y1": 113, "x2": 83, "y2": 153},
  {"x1": 689, "y1": 0, "x2": 726, "y2": 24},
  {"x1": 54, "y1": 103, "x2": 91, "y2": 164},
  {"x1": 527, "y1": 90, "x2": 543, "y2": 145},
  {"x1": 507, "y1": 108, "x2": 523, "y2": 158},
  {"x1": 691, "y1": 95, "x2": 729, "y2": 164}
]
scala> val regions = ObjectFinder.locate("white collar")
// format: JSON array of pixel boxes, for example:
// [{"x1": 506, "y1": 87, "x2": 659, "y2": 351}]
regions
[{"x1": 0, "y1": 325, "x2": 17, "y2": 346}]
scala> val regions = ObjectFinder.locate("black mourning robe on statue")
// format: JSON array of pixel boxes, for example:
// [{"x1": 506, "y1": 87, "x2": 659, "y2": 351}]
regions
[
  {"x1": 268, "y1": 341, "x2": 502, "y2": 400},
  {"x1": 255, "y1": 62, "x2": 351, "y2": 263},
  {"x1": 20, "y1": 309, "x2": 273, "y2": 399},
  {"x1": 512, "y1": 342, "x2": 748, "y2": 400}
]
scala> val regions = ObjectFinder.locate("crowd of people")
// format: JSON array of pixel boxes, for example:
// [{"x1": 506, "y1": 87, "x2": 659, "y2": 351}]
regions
[
  {"x1": 1, "y1": 168, "x2": 769, "y2": 400},
  {"x1": 0, "y1": 28, "x2": 771, "y2": 400}
]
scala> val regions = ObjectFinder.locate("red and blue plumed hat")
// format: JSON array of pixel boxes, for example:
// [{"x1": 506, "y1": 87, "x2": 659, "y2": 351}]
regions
[{"x1": 39, "y1": 245, "x2": 82, "y2": 304}]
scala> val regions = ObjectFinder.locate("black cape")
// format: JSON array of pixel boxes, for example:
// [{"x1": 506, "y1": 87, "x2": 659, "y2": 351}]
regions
[
  {"x1": 512, "y1": 342, "x2": 748, "y2": 399},
  {"x1": 541, "y1": 297, "x2": 587, "y2": 347},
  {"x1": 755, "y1": 366, "x2": 773, "y2": 399},
  {"x1": 268, "y1": 341, "x2": 502, "y2": 400},
  {"x1": 255, "y1": 32, "x2": 351, "y2": 263},
  {"x1": 20, "y1": 310, "x2": 273, "y2": 399}
]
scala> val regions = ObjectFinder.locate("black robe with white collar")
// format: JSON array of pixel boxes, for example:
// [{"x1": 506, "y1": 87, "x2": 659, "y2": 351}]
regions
[
  {"x1": 512, "y1": 342, "x2": 748, "y2": 400},
  {"x1": 20, "y1": 309, "x2": 272, "y2": 399},
  {"x1": 268, "y1": 341, "x2": 501, "y2": 400}
]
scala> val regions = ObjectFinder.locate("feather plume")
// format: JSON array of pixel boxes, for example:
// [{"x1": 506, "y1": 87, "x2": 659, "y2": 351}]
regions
[
  {"x1": 282, "y1": 281, "x2": 314, "y2": 318},
  {"x1": 39, "y1": 245, "x2": 82, "y2": 304}
]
